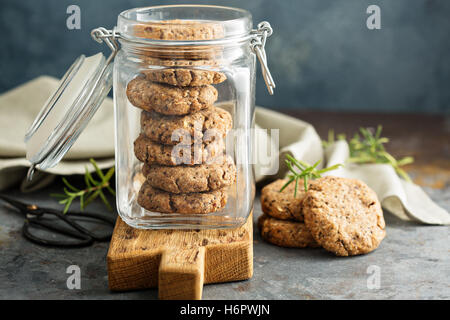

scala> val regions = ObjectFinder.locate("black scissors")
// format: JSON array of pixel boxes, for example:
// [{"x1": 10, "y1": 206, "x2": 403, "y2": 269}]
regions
[{"x1": 0, "y1": 194, "x2": 115, "y2": 248}]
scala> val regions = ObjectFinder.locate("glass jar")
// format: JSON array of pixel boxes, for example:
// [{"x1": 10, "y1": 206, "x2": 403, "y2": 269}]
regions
[{"x1": 25, "y1": 5, "x2": 274, "y2": 230}]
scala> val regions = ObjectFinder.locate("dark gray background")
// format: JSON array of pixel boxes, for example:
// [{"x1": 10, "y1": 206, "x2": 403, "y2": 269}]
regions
[{"x1": 1, "y1": 0, "x2": 449, "y2": 113}]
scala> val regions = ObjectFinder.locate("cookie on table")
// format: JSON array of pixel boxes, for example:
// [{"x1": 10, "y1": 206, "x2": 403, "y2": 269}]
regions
[
  {"x1": 142, "y1": 68, "x2": 226, "y2": 87},
  {"x1": 257, "y1": 214, "x2": 319, "y2": 248},
  {"x1": 140, "y1": 106, "x2": 232, "y2": 145},
  {"x1": 142, "y1": 156, "x2": 236, "y2": 193},
  {"x1": 126, "y1": 76, "x2": 218, "y2": 115},
  {"x1": 133, "y1": 20, "x2": 225, "y2": 41},
  {"x1": 261, "y1": 179, "x2": 307, "y2": 222},
  {"x1": 134, "y1": 133, "x2": 225, "y2": 166},
  {"x1": 137, "y1": 182, "x2": 228, "y2": 214},
  {"x1": 302, "y1": 176, "x2": 386, "y2": 257}
]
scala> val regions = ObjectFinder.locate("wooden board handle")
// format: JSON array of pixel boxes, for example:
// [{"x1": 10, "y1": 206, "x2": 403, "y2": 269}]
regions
[{"x1": 158, "y1": 247, "x2": 205, "y2": 300}]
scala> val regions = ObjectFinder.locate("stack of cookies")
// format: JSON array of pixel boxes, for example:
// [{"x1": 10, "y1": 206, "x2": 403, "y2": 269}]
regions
[
  {"x1": 259, "y1": 176, "x2": 386, "y2": 256},
  {"x1": 126, "y1": 20, "x2": 236, "y2": 215}
]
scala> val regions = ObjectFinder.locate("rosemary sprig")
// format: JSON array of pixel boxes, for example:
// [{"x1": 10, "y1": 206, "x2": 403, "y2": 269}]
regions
[
  {"x1": 50, "y1": 159, "x2": 116, "y2": 214},
  {"x1": 321, "y1": 129, "x2": 346, "y2": 148},
  {"x1": 323, "y1": 125, "x2": 414, "y2": 182},
  {"x1": 280, "y1": 154, "x2": 342, "y2": 196}
]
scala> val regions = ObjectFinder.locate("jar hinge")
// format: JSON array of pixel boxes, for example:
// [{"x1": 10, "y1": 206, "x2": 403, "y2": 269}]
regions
[{"x1": 251, "y1": 22, "x2": 276, "y2": 95}]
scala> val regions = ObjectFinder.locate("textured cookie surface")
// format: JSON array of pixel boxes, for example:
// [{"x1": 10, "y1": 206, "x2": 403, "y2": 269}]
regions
[
  {"x1": 139, "y1": 46, "x2": 223, "y2": 61},
  {"x1": 303, "y1": 176, "x2": 386, "y2": 256},
  {"x1": 142, "y1": 156, "x2": 236, "y2": 193},
  {"x1": 127, "y1": 76, "x2": 217, "y2": 115},
  {"x1": 132, "y1": 20, "x2": 224, "y2": 60},
  {"x1": 257, "y1": 214, "x2": 319, "y2": 248},
  {"x1": 261, "y1": 179, "x2": 307, "y2": 222},
  {"x1": 133, "y1": 20, "x2": 224, "y2": 41},
  {"x1": 142, "y1": 68, "x2": 226, "y2": 87},
  {"x1": 142, "y1": 57, "x2": 223, "y2": 68},
  {"x1": 141, "y1": 106, "x2": 232, "y2": 145},
  {"x1": 134, "y1": 134, "x2": 225, "y2": 166},
  {"x1": 137, "y1": 182, "x2": 228, "y2": 214}
]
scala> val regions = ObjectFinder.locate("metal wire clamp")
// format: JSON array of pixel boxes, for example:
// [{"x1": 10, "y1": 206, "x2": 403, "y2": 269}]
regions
[{"x1": 251, "y1": 22, "x2": 276, "y2": 95}]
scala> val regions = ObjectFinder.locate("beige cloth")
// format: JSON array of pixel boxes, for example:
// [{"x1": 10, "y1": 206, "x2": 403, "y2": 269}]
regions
[
  {"x1": 0, "y1": 76, "x2": 114, "y2": 191},
  {"x1": 0, "y1": 76, "x2": 448, "y2": 224}
]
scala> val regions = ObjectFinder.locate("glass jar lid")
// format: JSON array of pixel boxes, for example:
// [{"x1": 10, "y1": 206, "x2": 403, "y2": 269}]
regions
[{"x1": 25, "y1": 51, "x2": 114, "y2": 179}]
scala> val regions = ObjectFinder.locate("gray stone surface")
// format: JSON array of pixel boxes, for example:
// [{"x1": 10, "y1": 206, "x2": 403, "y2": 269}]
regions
[{"x1": 0, "y1": 182, "x2": 449, "y2": 300}]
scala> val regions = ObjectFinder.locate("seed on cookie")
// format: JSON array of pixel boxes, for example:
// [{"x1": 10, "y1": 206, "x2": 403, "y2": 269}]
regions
[
  {"x1": 142, "y1": 156, "x2": 236, "y2": 194},
  {"x1": 142, "y1": 68, "x2": 226, "y2": 87},
  {"x1": 140, "y1": 106, "x2": 232, "y2": 145},
  {"x1": 302, "y1": 176, "x2": 386, "y2": 257},
  {"x1": 134, "y1": 133, "x2": 225, "y2": 166},
  {"x1": 261, "y1": 179, "x2": 307, "y2": 222},
  {"x1": 126, "y1": 76, "x2": 218, "y2": 115},
  {"x1": 257, "y1": 214, "x2": 319, "y2": 248},
  {"x1": 137, "y1": 182, "x2": 229, "y2": 214}
]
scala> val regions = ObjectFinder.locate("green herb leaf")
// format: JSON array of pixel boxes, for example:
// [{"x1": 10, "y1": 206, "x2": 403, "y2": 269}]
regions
[
  {"x1": 90, "y1": 158, "x2": 106, "y2": 180},
  {"x1": 63, "y1": 198, "x2": 73, "y2": 214},
  {"x1": 279, "y1": 176, "x2": 295, "y2": 193},
  {"x1": 280, "y1": 156, "x2": 342, "y2": 195},
  {"x1": 322, "y1": 126, "x2": 414, "y2": 181}
]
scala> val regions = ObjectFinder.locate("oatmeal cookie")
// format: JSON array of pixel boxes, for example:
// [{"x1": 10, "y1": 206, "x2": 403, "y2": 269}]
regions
[
  {"x1": 134, "y1": 133, "x2": 225, "y2": 166},
  {"x1": 137, "y1": 182, "x2": 228, "y2": 214},
  {"x1": 142, "y1": 156, "x2": 236, "y2": 193},
  {"x1": 302, "y1": 176, "x2": 386, "y2": 256},
  {"x1": 133, "y1": 20, "x2": 224, "y2": 41},
  {"x1": 126, "y1": 76, "x2": 218, "y2": 115},
  {"x1": 142, "y1": 57, "x2": 223, "y2": 68},
  {"x1": 257, "y1": 214, "x2": 319, "y2": 248},
  {"x1": 140, "y1": 106, "x2": 232, "y2": 145},
  {"x1": 261, "y1": 179, "x2": 307, "y2": 222},
  {"x1": 141, "y1": 47, "x2": 223, "y2": 61},
  {"x1": 142, "y1": 68, "x2": 226, "y2": 87},
  {"x1": 132, "y1": 20, "x2": 224, "y2": 60}
]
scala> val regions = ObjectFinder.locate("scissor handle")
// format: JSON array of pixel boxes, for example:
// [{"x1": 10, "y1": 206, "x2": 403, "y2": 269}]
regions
[
  {"x1": 22, "y1": 219, "x2": 94, "y2": 247},
  {"x1": 36, "y1": 208, "x2": 115, "y2": 243},
  {"x1": 60, "y1": 211, "x2": 115, "y2": 241},
  {"x1": 1, "y1": 193, "x2": 115, "y2": 247}
]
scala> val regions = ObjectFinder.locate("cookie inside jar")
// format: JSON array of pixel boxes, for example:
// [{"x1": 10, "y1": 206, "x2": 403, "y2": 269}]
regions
[{"x1": 125, "y1": 18, "x2": 237, "y2": 216}]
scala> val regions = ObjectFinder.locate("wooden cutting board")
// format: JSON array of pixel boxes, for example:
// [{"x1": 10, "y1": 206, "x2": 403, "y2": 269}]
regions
[{"x1": 107, "y1": 213, "x2": 253, "y2": 300}]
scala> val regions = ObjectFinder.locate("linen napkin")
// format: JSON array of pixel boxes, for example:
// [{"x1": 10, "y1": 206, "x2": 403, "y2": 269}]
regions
[{"x1": 0, "y1": 76, "x2": 115, "y2": 192}]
